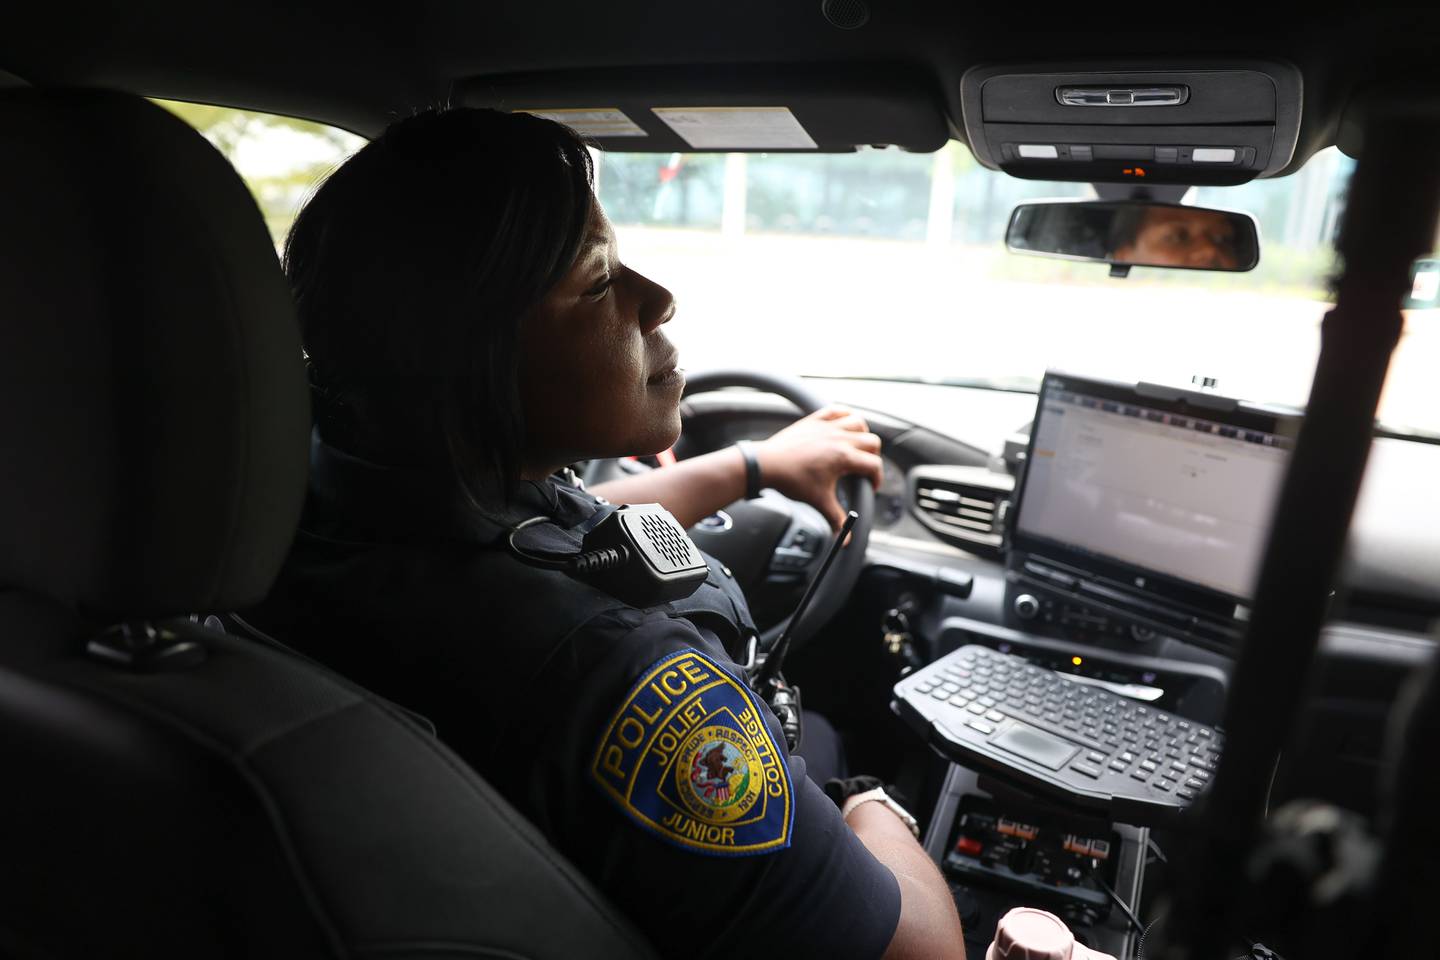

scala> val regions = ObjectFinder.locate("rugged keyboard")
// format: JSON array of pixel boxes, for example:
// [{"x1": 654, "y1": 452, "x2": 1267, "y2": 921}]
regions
[{"x1": 894, "y1": 644, "x2": 1223, "y2": 824}]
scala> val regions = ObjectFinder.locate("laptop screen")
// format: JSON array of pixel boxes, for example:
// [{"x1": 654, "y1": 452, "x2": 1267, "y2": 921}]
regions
[{"x1": 1015, "y1": 376, "x2": 1294, "y2": 600}]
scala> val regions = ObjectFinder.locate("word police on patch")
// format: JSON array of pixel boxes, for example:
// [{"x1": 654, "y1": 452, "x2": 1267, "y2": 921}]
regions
[{"x1": 592, "y1": 648, "x2": 794, "y2": 855}]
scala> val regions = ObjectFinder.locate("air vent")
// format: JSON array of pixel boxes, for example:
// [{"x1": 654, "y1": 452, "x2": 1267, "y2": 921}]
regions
[{"x1": 909, "y1": 465, "x2": 1015, "y2": 557}]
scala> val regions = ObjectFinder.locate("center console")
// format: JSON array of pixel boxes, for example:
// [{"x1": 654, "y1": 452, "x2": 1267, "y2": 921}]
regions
[
  {"x1": 926, "y1": 765, "x2": 1147, "y2": 960},
  {"x1": 889, "y1": 373, "x2": 1303, "y2": 957}
]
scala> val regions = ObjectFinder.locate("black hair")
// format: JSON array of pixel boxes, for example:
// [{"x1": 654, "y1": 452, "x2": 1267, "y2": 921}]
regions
[{"x1": 283, "y1": 107, "x2": 595, "y2": 503}]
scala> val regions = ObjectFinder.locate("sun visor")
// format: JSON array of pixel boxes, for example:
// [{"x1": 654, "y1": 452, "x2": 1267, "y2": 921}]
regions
[
  {"x1": 457, "y1": 65, "x2": 949, "y2": 153},
  {"x1": 960, "y1": 60, "x2": 1302, "y2": 186}
]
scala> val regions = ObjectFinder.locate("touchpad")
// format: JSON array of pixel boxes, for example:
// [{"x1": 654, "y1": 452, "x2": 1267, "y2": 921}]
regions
[{"x1": 991, "y1": 723, "x2": 1079, "y2": 770}]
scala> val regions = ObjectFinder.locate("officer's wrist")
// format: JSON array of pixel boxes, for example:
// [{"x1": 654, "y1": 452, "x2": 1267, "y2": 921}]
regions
[
  {"x1": 841, "y1": 786, "x2": 921, "y2": 838},
  {"x1": 734, "y1": 440, "x2": 764, "y2": 500}
]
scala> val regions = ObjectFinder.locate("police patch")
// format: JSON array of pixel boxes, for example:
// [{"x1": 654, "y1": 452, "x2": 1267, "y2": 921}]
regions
[{"x1": 591, "y1": 648, "x2": 794, "y2": 856}]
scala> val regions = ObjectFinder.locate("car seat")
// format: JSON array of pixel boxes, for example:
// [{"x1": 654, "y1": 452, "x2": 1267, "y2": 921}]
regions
[{"x1": 0, "y1": 88, "x2": 657, "y2": 960}]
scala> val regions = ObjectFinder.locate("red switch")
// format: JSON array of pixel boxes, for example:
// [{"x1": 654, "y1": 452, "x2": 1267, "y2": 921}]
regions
[{"x1": 955, "y1": 836, "x2": 984, "y2": 857}]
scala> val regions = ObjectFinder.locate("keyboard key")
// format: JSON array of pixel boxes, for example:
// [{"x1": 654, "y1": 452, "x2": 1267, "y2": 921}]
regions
[
  {"x1": 1119, "y1": 751, "x2": 1136, "y2": 764},
  {"x1": 967, "y1": 719, "x2": 995, "y2": 735},
  {"x1": 1185, "y1": 778, "x2": 1205, "y2": 791},
  {"x1": 1177, "y1": 788, "x2": 1196, "y2": 801},
  {"x1": 967, "y1": 703, "x2": 987, "y2": 715},
  {"x1": 1192, "y1": 769, "x2": 1211, "y2": 782},
  {"x1": 1139, "y1": 760, "x2": 1158, "y2": 772},
  {"x1": 985, "y1": 710, "x2": 1005, "y2": 723},
  {"x1": 931, "y1": 689, "x2": 951, "y2": 700},
  {"x1": 1071, "y1": 762, "x2": 1102, "y2": 779},
  {"x1": 1155, "y1": 779, "x2": 1173, "y2": 792},
  {"x1": 1086, "y1": 751, "x2": 1106, "y2": 764},
  {"x1": 1130, "y1": 769, "x2": 1150, "y2": 781}
]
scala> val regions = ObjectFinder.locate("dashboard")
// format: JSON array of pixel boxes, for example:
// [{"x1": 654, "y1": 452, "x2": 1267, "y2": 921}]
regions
[
  {"x1": 681, "y1": 376, "x2": 1440, "y2": 629},
  {"x1": 678, "y1": 374, "x2": 1439, "y2": 809},
  {"x1": 675, "y1": 373, "x2": 1438, "y2": 956}
]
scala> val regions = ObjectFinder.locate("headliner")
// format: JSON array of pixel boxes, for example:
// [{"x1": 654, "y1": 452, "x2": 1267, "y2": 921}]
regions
[{"x1": 5, "y1": 4, "x2": 1440, "y2": 176}]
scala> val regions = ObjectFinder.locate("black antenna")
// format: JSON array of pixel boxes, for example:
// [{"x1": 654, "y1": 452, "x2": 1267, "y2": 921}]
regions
[{"x1": 756, "y1": 511, "x2": 858, "y2": 689}]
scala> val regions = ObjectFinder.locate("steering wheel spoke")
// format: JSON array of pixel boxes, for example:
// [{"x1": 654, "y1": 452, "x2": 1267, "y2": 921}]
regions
[{"x1": 766, "y1": 502, "x2": 832, "y2": 579}]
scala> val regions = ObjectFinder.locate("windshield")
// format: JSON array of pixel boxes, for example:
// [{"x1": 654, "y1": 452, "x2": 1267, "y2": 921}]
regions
[
  {"x1": 154, "y1": 101, "x2": 1437, "y2": 437},
  {"x1": 594, "y1": 145, "x2": 1440, "y2": 436}
]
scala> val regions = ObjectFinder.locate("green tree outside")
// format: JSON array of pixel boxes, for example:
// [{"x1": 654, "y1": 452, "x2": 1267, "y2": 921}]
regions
[{"x1": 153, "y1": 99, "x2": 363, "y2": 246}]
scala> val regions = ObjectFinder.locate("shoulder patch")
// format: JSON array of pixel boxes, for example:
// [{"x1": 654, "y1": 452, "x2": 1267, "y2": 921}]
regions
[{"x1": 591, "y1": 648, "x2": 794, "y2": 856}]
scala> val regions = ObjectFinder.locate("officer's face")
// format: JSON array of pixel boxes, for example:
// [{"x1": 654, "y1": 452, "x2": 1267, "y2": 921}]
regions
[
  {"x1": 1112, "y1": 207, "x2": 1240, "y2": 269},
  {"x1": 518, "y1": 203, "x2": 683, "y2": 475}
]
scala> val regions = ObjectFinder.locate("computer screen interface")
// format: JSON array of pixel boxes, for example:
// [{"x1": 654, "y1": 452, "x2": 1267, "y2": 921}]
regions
[{"x1": 1016, "y1": 380, "x2": 1292, "y2": 600}]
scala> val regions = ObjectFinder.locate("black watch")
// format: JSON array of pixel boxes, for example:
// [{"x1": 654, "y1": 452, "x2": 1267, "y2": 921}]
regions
[{"x1": 735, "y1": 440, "x2": 764, "y2": 500}]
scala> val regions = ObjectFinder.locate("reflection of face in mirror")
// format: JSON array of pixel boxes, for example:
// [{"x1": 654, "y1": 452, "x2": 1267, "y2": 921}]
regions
[{"x1": 1110, "y1": 206, "x2": 1240, "y2": 269}]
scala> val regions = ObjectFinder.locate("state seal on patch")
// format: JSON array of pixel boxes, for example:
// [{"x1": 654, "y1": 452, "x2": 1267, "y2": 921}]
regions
[
  {"x1": 591, "y1": 648, "x2": 795, "y2": 856},
  {"x1": 678, "y1": 725, "x2": 762, "y2": 823}
]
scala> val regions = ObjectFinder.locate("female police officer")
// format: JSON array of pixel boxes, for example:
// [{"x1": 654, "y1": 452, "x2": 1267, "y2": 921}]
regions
[{"x1": 254, "y1": 107, "x2": 965, "y2": 960}]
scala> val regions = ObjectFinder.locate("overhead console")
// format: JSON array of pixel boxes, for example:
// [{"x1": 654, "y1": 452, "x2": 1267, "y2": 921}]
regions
[{"x1": 960, "y1": 60, "x2": 1303, "y2": 185}]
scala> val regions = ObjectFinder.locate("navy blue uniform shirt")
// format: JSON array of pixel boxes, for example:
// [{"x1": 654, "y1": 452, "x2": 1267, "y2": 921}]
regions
[{"x1": 252, "y1": 434, "x2": 902, "y2": 959}]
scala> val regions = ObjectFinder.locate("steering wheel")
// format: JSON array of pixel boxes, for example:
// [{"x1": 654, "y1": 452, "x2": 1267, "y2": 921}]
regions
[{"x1": 587, "y1": 370, "x2": 873, "y2": 655}]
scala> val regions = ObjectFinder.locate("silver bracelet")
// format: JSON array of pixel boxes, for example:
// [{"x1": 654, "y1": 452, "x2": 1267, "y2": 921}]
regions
[{"x1": 841, "y1": 786, "x2": 920, "y2": 838}]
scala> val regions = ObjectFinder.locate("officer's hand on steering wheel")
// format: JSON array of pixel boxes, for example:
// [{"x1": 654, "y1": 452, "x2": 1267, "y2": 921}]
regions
[{"x1": 754, "y1": 404, "x2": 884, "y2": 533}]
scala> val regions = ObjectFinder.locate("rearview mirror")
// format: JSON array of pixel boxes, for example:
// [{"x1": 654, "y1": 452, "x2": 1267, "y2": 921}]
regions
[{"x1": 1006, "y1": 200, "x2": 1260, "y2": 272}]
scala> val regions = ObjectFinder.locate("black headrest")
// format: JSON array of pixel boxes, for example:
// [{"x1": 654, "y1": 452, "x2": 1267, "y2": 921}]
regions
[{"x1": 0, "y1": 90, "x2": 309, "y2": 617}]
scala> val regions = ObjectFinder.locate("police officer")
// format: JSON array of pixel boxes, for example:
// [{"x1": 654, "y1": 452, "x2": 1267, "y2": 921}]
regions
[{"x1": 253, "y1": 107, "x2": 966, "y2": 959}]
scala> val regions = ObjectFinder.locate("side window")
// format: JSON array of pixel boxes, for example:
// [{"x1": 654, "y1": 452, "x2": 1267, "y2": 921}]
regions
[{"x1": 154, "y1": 99, "x2": 365, "y2": 249}]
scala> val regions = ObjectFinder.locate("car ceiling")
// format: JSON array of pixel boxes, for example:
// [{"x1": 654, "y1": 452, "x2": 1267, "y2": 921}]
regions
[{"x1": 5, "y1": 4, "x2": 1440, "y2": 176}]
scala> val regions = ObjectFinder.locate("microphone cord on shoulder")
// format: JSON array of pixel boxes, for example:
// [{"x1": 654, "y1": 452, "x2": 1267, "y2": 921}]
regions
[{"x1": 505, "y1": 515, "x2": 630, "y2": 575}]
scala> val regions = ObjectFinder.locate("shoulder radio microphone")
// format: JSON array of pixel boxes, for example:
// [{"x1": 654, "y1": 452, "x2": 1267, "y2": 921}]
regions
[
  {"x1": 506, "y1": 495, "x2": 859, "y2": 754},
  {"x1": 506, "y1": 502, "x2": 709, "y2": 608}
]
